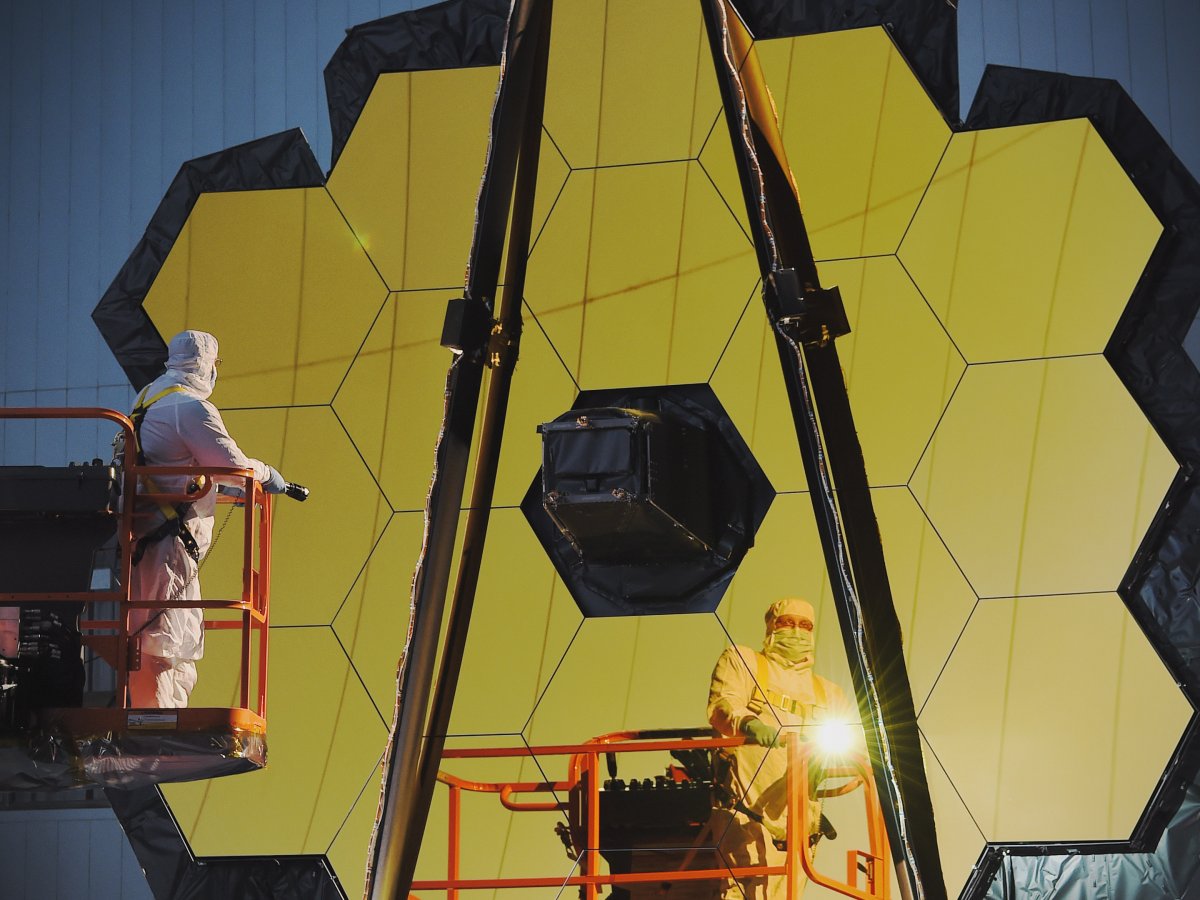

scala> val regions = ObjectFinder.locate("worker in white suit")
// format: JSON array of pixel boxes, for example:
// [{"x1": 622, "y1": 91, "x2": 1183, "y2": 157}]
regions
[{"x1": 126, "y1": 330, "x2": 289, "y2": 709}]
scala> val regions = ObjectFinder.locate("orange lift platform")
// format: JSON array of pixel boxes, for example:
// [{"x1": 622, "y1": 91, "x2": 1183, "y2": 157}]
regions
[
  {"x1": 0, "y1": 407, "x2": 272, "y2": 790},
  {"x1": 413, "y1": 728, "x2": 890, "y2": 900}
]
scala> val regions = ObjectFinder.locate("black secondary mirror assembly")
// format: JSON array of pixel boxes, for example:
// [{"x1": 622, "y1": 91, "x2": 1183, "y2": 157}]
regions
[{"x1": 522, "y1": 383, "x2": 773, "y2": 617}]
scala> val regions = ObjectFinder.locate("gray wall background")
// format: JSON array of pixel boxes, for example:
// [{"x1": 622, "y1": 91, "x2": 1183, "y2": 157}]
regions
[
  {"x1": 0, "y1": 805, "x2": 152, "y2": 900},
  {"x1": 1, "y1": 1, "x2": 1197, "y2": 898}
]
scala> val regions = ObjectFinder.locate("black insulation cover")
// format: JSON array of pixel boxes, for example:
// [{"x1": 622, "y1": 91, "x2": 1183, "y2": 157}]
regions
[
  {"x1": 106, "y1": 787, "x2": 347, "y2": 900},
  {"x1": 91, "y1": 130, "x2": 326, "y2": 391},
  {"x1": 324, "y1": 0, "x2": 508, "y2": 170}
]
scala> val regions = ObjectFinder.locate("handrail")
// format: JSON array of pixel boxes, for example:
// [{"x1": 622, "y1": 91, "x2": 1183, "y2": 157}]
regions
[
  {"x1": 0, "y1": 406, "x2": 272, "y2": 719},
  {"x1": 0, "y1": 406, "x2": 136, "y2": 432},
  {"x1": 442, "y1": 733, "x2": 743, "y2": 758},
  {"x1": 130, "y1": 462, "x2": 256, "y2": 505},
  {"x1": 436, "y1": 770, "x2": 570, "y2": 811},
  {"x1": 418, "y1": 730, "x2": 889, "y2": 900},
  {"x1": 791, "y1": 736, "x2": 890, "y2": 900}
]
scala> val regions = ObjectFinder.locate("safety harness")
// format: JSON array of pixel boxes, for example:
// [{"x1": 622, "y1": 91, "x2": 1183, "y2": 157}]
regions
[
  {"x1": 129, "y1": 385, "x2": 202, "y2": 567},
  {"x1": 750, "y1": 650, "x2": 829, "y2": 718},
  {"x1": 732, "y1": 651, "x2": 838, "y2": 849}
]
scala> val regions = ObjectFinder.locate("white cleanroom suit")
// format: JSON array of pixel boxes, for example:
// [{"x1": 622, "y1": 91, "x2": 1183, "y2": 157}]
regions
[
  {"x1": 707, "y1": 597, "x2": 858, "y2": 899},
  {"x1": 127, "y1": 330, "x2": 286, "y2": 709}
]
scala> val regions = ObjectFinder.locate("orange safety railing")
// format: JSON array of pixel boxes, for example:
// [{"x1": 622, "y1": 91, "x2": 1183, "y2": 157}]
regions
[
  {"x1": 413, "y1": 729, "x2": 890, "y2": 900},
  {"x1": 0, "y1": 407, "x2": 271, "y2": 718}
]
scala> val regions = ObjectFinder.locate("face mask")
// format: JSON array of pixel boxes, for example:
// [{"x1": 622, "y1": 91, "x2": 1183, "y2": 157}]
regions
[
  {"x1": 208, "y1": 365, "x2": 219, "y2": 390},
  {"x1": 766, "y1": 628, "x2": 814, "y2": 663}
]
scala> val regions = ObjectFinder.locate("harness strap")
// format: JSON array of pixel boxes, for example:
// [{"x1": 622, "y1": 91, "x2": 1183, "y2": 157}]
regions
[
  {"x1": 130, "y1": 385, "x2": 201, "y2": 566},
  {"x1": 752, "y1": 651, "x2": 827, "y2": 716},
  {"x1": 131, "y1": 385, "x2": 188, "y2": 465},
  {"x1": 131, "y1": 514, "x2": 201, "y2": 566}
]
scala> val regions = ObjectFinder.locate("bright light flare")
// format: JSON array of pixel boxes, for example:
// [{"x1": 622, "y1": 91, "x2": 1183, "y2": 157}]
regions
[{"x1": 814, "y1": 720, "x2": 856, "y2": 757}]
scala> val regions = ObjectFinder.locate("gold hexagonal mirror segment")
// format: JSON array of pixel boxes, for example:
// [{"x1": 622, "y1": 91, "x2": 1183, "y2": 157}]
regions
[
  {"x1": 920, "y1": 733, "x2": 986, "y2": 897},
  {"x1": 199, "y1": 406, "x2": 391, "y2": 626},
  {"x1": 755, "y1": 26, "x2": 952, "y2": 261},
  {"x1": 524, "y1": 613, "x2": 732, "y2": 747},
  {"x1": 325, "y1": 67, "x2": 498, "y2": 292},
  {"x1": 324, "y1": 65, "x2": 568, "y2": 295},
  {"x1": 160, "y1": 627, "x2": 386, "y2": 857},
  {"x1": 524, "y1": 162, "x2": 759, "y2": 391},
  {"x1": 334, "y1": 291, "x2": 578, "y2": 512},
  {"x1": 333, "y1": 289, "x2": 459, "y2": 512},
  {"x1": 446, "y1": 508, "x2": 581, "y2": 737},
  {"x1": 910, "y1": 356, "x2": 1176, "y2": 599},
  {"x1": 332, "y1": 511, "x2": 422, "y2": 719},
  {"x1": 542, "y1": 0, "x2": 721, "y2": 168},
  {"x1": 713, "y1": 256, "x2": 965, "y2": 492},
  {"x1": 333, "y1": 506, "x2": 580, "y2": 740},
  {"x1": 918, "y1": 593, "x2": 1192, "y2": 842},
  {"x1": 721, "y1": 490, "x2": 975, "y2": 715},
  {"x1": 328, "y1": 759, "x2": 385, "y2": 894},
  {"x1": 143, "y1": 187, "x2": 388, "y2": 408},
  {"x1": 899, "y1": 118, "x2": 1162, "y2": 363}
]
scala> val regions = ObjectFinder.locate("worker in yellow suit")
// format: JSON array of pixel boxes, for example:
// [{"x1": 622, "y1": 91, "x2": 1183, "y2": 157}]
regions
[{"x1": 707, "y1": 597, "x2": 858, "y2": 899}]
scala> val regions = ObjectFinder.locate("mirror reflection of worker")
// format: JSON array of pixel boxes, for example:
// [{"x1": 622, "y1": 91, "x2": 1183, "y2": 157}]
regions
[
  {"x1": 707, "y1": 598, "x2": 857, "y2": 899},
  {"x1": 127, "y1": 330, "x2": 291, "y2": 709}
]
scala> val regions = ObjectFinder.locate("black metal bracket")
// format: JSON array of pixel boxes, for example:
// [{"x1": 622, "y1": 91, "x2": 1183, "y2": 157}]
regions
[
  {"x1": 767, "y1": 268, "x2": 850, "y2": 348},
  {"x1": 487, "y1": 320, "x2": 517, "y2": 369},
  {"x1": 440, "y1": 295, "x2": 517, "y2": 369},
  {"x1": 440, "y1": 295, "x2": 495, "y2": 360}
]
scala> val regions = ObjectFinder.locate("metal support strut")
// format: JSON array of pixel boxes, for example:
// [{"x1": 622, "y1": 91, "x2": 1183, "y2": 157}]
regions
[
  {"x1": 363, "y1": 1, "x2": 554, "y2": 897},
  {"x1": 698, "y1": 2, "x2": 946, "y2": 898}
]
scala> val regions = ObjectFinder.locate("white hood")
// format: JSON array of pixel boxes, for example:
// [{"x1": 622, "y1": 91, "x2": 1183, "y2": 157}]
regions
[{"x1": 163, "y1": 330, "x2": 219, "y2": 399}]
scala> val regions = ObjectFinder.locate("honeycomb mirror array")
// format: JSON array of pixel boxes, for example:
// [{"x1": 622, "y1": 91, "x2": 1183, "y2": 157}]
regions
[{"x1": 128, "y1": 9, "x2": 1185, "y2": 896}]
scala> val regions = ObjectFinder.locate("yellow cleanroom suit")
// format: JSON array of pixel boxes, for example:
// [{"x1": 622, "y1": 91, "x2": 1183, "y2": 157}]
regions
[{"x1": 707, "y1": 598, "x2": 857, "y2": 899}]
